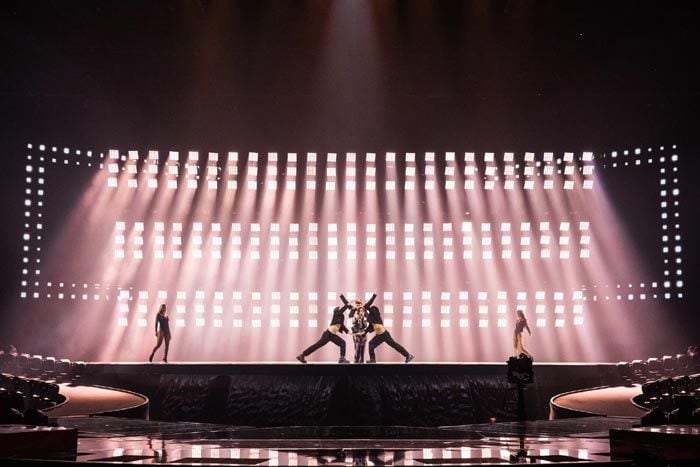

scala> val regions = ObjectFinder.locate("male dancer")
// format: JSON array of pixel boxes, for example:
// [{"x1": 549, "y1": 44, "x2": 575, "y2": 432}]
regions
[{"x1": 296, "y1": 300, "x2": 350, "y2": 364}]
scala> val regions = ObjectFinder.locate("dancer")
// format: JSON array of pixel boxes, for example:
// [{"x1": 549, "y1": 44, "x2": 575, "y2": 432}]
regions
[
  {"x1": 297, "y1": 300, "x2": 350, "y2": 364},
  {"x1": 350, "y1": 306, "x2": 370, "y2": 363},
  {"x1": 149, "y1": 304, "x2": 171, "y2": 363},
  {"x1": 366, "y1": 303, "x2": 414, "y2": 363},
  {"x1": 513, "y1": 309, "x2": 532, "y2": 359}
]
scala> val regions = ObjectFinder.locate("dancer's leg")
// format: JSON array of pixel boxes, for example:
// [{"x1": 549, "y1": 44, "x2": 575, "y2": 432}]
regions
[
  {"x1": 368, "y1": 333, "x2": 386, "y2": 361},
  {"x1": 517, "y1": 334, "x2": 532, "y2": 358},
  {"x1": 149, "y1": 333, "x2": 164, "y2": 362},
  {"x1": 328, "y1": 332, "x2": 347, "y2": 357},
  {"x1": 301, "y1": 330, "x2": 333, "y2": 357},
  {"x1": 382, "y1": 331, "x2": 410, "y2": 358},
  {"x1": 163, "y1": 334, "x2": 171, "y2": 362}
]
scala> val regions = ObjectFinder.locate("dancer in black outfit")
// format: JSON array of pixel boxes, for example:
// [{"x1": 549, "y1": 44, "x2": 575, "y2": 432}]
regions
[
  {"x1": 149, "y1": 304, "x2": 171, "y2": 363},
  {"x1": 350, "y1": 306, "x2": 370, "y2": 363},
  {"x1": 297, "y1": 301, "x2": 350, "y2": 364},
  {"x1": 343, "y1": 294, "x2": 414, "y2": 363}
]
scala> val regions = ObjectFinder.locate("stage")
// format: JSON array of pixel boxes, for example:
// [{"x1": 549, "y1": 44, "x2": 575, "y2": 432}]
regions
[{"x1": 79, "y1": 361, "x2": 620, "y2": 426}]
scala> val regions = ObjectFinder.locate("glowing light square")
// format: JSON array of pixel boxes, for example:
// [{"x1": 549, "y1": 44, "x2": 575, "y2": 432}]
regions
[
  {"x1": 559, "y1": 250, "x2": 570, "y2": 259},
  {"x1": 478, "y1": 319, "x2": 488, "y2": 328},
  {"x1": 497, "y1": 319, "x2": 507, "y2": 328},
  {"x1": 402, "y1": 320, "x2": 412, "y2": 328},
  {"x1": 536, "y1": 318, "x2": 546, "y2": 327},
  {"x1": 482, "y1": 251, "x2": 493, "y2": 259},
  {"x1": 520, "y1": 251, "x2": 531, "y2": 259}
]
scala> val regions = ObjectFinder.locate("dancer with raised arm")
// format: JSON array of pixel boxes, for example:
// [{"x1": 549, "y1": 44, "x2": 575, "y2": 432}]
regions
[
  {"x1": 149, "y1": 304, "x2": 171, "y2": 363},
  {"x1": 513, "y1": 309, "x2": 532, "y2": 359},
  {"x1": 296, "y1": 299, "x2": 351, "y2": 364}
]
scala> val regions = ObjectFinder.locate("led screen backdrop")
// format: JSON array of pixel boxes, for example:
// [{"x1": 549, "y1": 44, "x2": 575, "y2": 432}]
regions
[{"x1": 15, "y1": 144, "x2": 684, "y2": 362}]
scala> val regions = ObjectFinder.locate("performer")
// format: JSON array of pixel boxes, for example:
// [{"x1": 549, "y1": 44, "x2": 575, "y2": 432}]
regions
[
  {"x1": 350, "y1": 306, "x2": 370, "y2": 363},
  {"x1": 343, "y1": 294, "x2": 414, "y2": 363},
  {"x1": 513, "y1": 309, "x2": 532, "y2": 359},
  {"x1": 297, "y1": 300, "x2": 350, "y2": 364},
  {"x1": 149, "y1": 304, "x2": 171, "y2": 363}
]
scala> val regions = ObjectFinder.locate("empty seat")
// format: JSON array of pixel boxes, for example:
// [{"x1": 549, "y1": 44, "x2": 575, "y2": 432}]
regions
[
  {"x1": 16, "y1": 354, "x2": 30, "y2": 371},
  {"x1": 646, "y1": 357, "x2": 661, "y2": 373},
  {"x1": 41, "y1": 357, "x2": 56, "y2": 372},
  {"x1": 55, "y1": 359, "x2": 71, "y2": 374},
  {"x1": 661, "y1": 355, "x2": 675, "y2": 372}
]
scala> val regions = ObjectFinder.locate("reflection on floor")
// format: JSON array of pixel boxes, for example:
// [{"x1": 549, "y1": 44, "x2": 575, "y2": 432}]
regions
[{"x1": 32, "y1": 415, "x2": 642, "y2": 465}]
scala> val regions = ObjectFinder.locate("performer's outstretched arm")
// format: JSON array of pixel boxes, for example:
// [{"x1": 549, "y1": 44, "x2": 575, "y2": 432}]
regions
[{"x1": 364, "y1": 293, "x2": 377, "y2": 309}]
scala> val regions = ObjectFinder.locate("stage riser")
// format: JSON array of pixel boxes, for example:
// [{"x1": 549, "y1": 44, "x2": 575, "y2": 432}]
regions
[{"x1": 83, "y1": 364, "x2": 617, "y2": 426}]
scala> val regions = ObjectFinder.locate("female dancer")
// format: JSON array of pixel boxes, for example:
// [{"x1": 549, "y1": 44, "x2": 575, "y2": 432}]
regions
[
  {"x1": 297, "y1": 300, "x2": 350, "y2": 364},
  {"x1": 350, "y1": 306, "x2": 369, "y2": 363},
  {"x1": 513, "y1": 309, "x2": 532, "y2": 358},
  {"x1": 149, "y1": 304, "x2": 171, "y2": 363}
]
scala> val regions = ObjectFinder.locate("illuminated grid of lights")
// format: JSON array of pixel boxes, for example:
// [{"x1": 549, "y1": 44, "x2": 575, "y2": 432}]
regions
[
  {"x1": 103, "y1": 150, "x2": 596, "y2": 192},
  {"x1": 18, "y1": 146, "x2": 684, "y2": 317}
]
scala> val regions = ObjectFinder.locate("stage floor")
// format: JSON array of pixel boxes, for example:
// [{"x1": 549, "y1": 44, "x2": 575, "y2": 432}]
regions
[{"x1": 30, "y1": 415, "x2": 638, "y2": 466}]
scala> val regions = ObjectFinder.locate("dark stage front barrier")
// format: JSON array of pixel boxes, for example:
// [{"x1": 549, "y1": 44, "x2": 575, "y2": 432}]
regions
[{"x1": 82, "y1": 362, "x2": 618, "y2": 426}]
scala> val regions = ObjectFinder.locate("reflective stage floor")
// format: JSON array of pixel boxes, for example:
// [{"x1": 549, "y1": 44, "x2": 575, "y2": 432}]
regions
[{"x1": 17, "y1": 415, "x2": 648, "y2": 466}]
